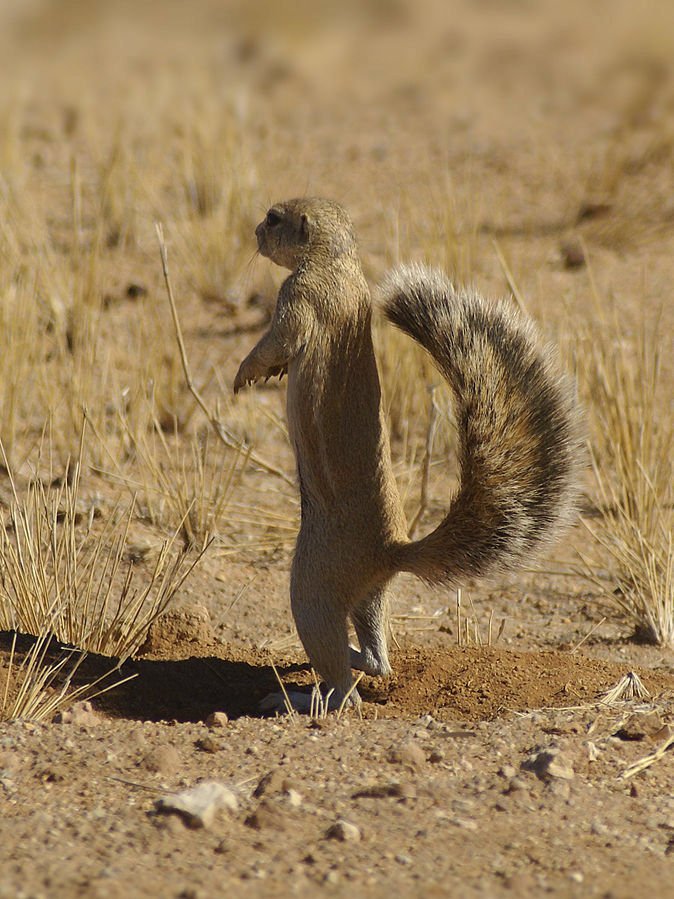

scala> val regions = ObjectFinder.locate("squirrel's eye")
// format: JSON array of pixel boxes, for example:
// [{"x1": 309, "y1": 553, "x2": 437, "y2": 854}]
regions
[{"x1": 266, "y1": 210, "x2": 282, "y2": 227}]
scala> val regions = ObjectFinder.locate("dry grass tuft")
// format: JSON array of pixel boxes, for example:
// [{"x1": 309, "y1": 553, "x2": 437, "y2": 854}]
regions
[
  {"x1": 600, "y1": 671, "x2": 651, "y2": 704},
  {"x1": 574, "y1": 285, "x2": 673, "y2": 647},
  {"x1": 0, "y1": 631, "x2": 134, "y2": 723},
  {"x1": 0, "y1": 438, "x2": 206, "y2": 663}
]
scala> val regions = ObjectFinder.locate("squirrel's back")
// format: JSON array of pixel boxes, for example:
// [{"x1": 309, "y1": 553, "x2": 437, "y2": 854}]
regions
[{"x1": 380, "y1": 263, "x2": 584, "y2": 585}]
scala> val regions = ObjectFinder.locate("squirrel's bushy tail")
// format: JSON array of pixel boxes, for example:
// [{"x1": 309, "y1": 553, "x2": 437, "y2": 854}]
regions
[{"x1": 380, "y1": 264, "x2": 584, "y2": 585}]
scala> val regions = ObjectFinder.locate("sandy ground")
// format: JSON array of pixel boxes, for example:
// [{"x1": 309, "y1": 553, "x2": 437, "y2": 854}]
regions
[{"x1": 1, "y1": 1, "x2": 673, "y2": 896}]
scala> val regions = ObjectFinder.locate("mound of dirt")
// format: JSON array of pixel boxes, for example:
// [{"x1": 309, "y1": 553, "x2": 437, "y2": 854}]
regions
[{"x1": 375, "y1": 646, "x2": 674, "y2": 719}]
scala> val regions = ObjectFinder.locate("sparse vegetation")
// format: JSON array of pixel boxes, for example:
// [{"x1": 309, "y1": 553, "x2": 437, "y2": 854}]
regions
[
  {"x1": 1, "y1": 2, "x2": 674, "y2": 896},
  {"x1": 0, "y1": 437, "x2": 207, "y2": 661},
  {"x1": 575, "y1": 303, "x2": 673, "y2": 647}
]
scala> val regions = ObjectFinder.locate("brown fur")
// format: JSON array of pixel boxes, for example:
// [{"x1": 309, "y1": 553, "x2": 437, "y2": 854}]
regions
[{"x1": 234, "y1": 198, "x2": 584, "y2": 706}]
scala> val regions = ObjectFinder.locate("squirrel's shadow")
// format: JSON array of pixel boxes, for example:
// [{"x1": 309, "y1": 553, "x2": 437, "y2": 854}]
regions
[{"x1": 0, "y1": 630, "x2": 310, "y2": 722}]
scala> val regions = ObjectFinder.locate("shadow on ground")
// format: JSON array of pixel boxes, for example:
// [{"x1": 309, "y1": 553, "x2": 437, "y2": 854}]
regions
[{"x1": 0, "y1": 630, "x2": 308, "y2": 722}]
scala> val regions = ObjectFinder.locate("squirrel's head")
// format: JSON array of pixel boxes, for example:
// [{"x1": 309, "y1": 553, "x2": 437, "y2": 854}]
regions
[{"x1": 255, "y1": 197, "x2": 357, "y2": 270}]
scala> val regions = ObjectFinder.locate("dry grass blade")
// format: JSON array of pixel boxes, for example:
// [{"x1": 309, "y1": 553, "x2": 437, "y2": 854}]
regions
[
  {"x1": 269, "y1": 661, "x2": 299, "y2": 721},
  {"x1": 622, "y1": 730, "x2": 674, "y2": 780},
  {"x1": 155, "y1": 223, "x2": 294, "y2": 488},
  {"x1": 114, "y1": 414, "x2": 246, "y2": 548},
  {"x1": 491, "y1": 238, "x2": 529, "y2": 316}
]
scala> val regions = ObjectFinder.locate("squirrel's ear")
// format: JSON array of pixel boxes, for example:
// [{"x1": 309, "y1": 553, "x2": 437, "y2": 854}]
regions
[{"x1": 299, "y1": 213, "x2": 310, "y2": 242}]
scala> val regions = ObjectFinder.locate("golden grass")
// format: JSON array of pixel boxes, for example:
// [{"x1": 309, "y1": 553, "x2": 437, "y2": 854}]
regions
[
  {"x1": 0, "y1": 435, "x2": 206, "y2": 663},
  {"x1": 0, "y1": 631, "x2": 135, "y2": 724},
  {"x1": 0, "y1": 0, "x2": 672, "y2": 724},
  {"x1": 573, "y1": 282, "x2": 673, "y2": 647}
]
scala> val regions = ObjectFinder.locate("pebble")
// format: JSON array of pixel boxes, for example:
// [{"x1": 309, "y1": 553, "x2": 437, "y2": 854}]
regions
[
  {"x1": 245, "y1": 798, "x2": 289, "y2": 832},
  {"x1": 615, "y1": 711, "x2": 664, "y2": 742},
  {"x1": 353, "y1": 781, "x2": 416, "y2": 801},
  {"x1": 286, "y1": 789, "x2": 303, "y2": 808},
  {"x1": 37, "y1": 764, "x2": 67, "y2": 784},
  {"x1": 326, "y1": 819, "x2": 361, "y2": 842},
  {"x1": 125, "y1": 282, "x2": 148, "y2": 299},
  {"x1": 53, "y1": 700, "x2": 100, "y2": 726},
  {"x1": 560, "y1": 238, "x2": 586, "y2": 269},
  {"x1": 521, "y1": 747, "x2": 575, "y2": 782},
  {"x1": 253, "y1": 769, "x2": 299, "y2": 798},
  {"x1": 417, "y1": 714, "x2": 437, "y2": 728},
  {"x1": 205, "y1": 712, "x2": 229, "y2": 728},
  {"x1": 141, "y1": 746, "x2": 181, "y2": 774},
  {"x1": 0, "y1": 751, "x2": 19, "y2": 774},
  {"x1": 387, "y1": 740, "x2": 426, "y2": 767},
  {"x1": 451, "y1": 817, "x2": 478, "y2": 831},
  {"x1": 195, "y1": 736, "x2": 222, "y2": 754},
  {"x1": 155, "y1": 781, "x2": 238, "y2": 829}
]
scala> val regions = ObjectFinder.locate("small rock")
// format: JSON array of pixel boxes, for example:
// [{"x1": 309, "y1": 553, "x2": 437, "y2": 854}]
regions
[
  {"x1": 54, "y1": 700, "x2": 100, "y2": 726},
  {"x1": 417, "y1": 714, "x2": 437, "y2": 728},
  {"x1": 128, "y1": 729, "x2": 147, "y2": 749},
  {"x1": 253, "y1": 769, "x2": 299, "y2": 798},
  {"x1": 395, "y1": 853, "x2": 413, "y2": 865},
  {"x1": 576, "y1": 201, "x2": 612, "y2": 222},
  {"x1": 428, "y1": 750, "x2": 445, "y2": 764},
  {"x1": 451, "y1": 817, "x2": 478, "y2": 831},
  {"x1": 178, "y1": 888, "x2": 206, "y2": 899},
  {"x1": 141, "y1": 746, "x2": 181, "y2": 775},
  {"x1": 205, "y1": 712, "x2": 229, "y2": 728},
  {"x1": 451, "y1": 799, "x2": 476, "y2": 815},
  {"x1": 37, "y1": 764, "x2": 67, "y2": 783},
  {"x1": 0, "y1": 751, "x2": 19, "y2": 774},
  {"x1": 326, "y1": 819, "x2": 361, "y2": 842},
  {"x1": 195, "y1": 736, "x2": 222, "y2": 754},
  {"x1": 498, "y1": 765, "x2": 517, "y2": 779},
  {"x1": 125, "y1": 283, "x2": 148, "y2": 300},
  {"x1": 521, "y1": 747, "x2": 575, "y2": 782},
  {"x1": 155, "y1": 781, "x2": 238, "y2": 829},
  {"x1": 353, "y1": 781, "x2": 416, "y2": 801},
  {"x1": 245, "y1": 798, "x2": 289, "y2": 832},
  {"x1": 387, "y1": 741, "x2": 426, "y2": 767},
  {"x1": 560, "y1": 238, "x2": 586, "y2": 269},
  {"x1": 504, "y1": 776, "x2": 528, "y2": 794},
  {"x1": 546, "y1": 778, "x2": 572, "y2": 800},
  {"x1": 286, "y1": 789, "x2": 303, "y2": 808},
  {"x1": 154, "y1": 813, "x2": 185, "y2": 835},
  {"x1": 139, "y1": 605, "x2": 214, "y2": 655},
  {"x1": 614, "y1": 711, "x2": 664, "y2": 742}
]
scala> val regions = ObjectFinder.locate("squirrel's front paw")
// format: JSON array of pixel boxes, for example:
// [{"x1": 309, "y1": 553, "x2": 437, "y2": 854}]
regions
[
  {"x1": 233, "y1": 357, "x2": 262, "y2": 394},
  {"x1": 234, "y1": 358, "x2": 287, "y2": 394}
]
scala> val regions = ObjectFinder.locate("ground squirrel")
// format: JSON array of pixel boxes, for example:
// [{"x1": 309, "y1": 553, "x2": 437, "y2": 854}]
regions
[{"x1": 234, "y1": 197, "x2": 583, "y2": 711}]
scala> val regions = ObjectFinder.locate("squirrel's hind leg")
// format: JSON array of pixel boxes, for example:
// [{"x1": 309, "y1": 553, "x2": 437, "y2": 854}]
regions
[{"x1": 349, "y1": 587, "x2": 392, "y2": 677}]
